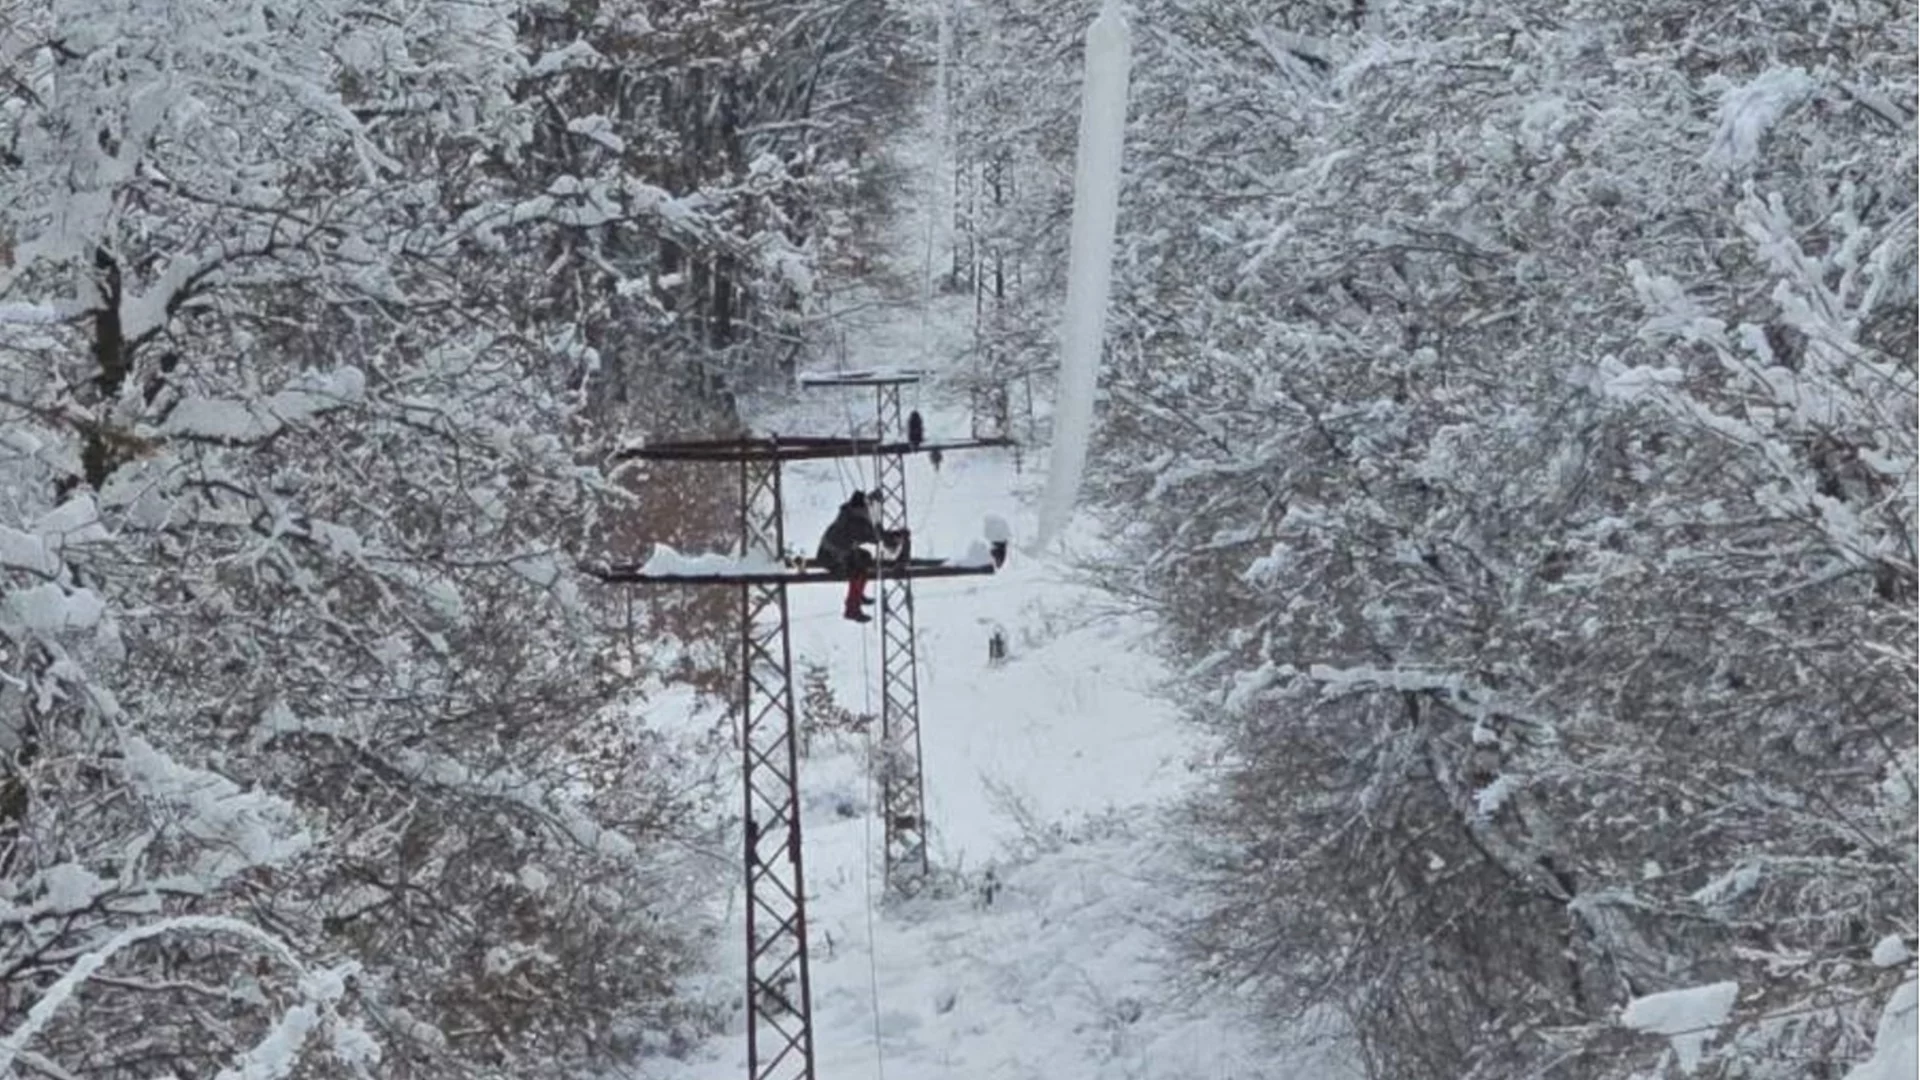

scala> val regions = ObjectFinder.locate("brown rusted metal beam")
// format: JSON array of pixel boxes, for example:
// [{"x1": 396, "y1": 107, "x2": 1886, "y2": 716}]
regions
[
  {"x1": 796, "y1": 368, "x2": 927, "y2": 387},
  {"x1": 582, "y1": 559, "x2": 997, "y2": 586},
  {"x1": 611, "y1": 435, "x2": 1013, "y2": 463}
]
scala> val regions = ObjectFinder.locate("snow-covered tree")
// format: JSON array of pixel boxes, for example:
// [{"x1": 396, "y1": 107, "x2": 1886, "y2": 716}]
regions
[
  {"x1": 0, "y1": 0, "x2": 752, "y2": 1074},
  {"x1": 952, "y1": 0, "x2": 1916, "y2": 1074},
  {"x1": 945, "y1": 0, "x2": 1086, "y2": 436},
  {"x1": 2, "y1": 0, "x2": 939, "y2": 1065}
]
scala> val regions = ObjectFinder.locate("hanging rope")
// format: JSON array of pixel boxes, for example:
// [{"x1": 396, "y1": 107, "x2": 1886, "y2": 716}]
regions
[
  {"x1": 847, "y1": 12, "x2": 948, "y2": 1074},
  {"x1": 856, "y1": 617, "x2": 887, "y2": 1080},
  {"x1": 840, "y1": 375, "x2": 872, "y2": 491},
  {"x1": 830, "y1": 448, "x2": 858, "y2": 505},
  {"x1": 826, "y1": 378, "x2": 871, "y2": 511}
]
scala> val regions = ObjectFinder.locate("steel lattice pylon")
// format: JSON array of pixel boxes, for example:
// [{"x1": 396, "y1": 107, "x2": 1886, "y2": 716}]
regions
[
  {"x1": 737, "y1": 456, "x2": 815, "y2": 1080},
  {"x1": 870, "y1": 383, "x2": 929, "y2": 897},
  {"x1": 588, "y1": 427, "x2": 1009, "y2": 1080}
]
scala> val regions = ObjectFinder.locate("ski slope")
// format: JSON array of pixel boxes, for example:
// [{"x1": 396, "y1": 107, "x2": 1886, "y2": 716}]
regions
[{"x1": 626, "y1": 85, "x2": 1349, "y2": 1080}]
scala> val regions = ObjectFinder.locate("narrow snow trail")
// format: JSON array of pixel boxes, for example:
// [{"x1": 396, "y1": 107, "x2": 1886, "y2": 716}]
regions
[{"x1": 629, "y1": 85, "x2": 1344, "y2": 1080}]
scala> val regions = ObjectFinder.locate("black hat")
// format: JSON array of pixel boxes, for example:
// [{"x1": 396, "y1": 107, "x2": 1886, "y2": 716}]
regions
[{"x1": 848, "y1": 490, "x2": 866, "y2": 505}]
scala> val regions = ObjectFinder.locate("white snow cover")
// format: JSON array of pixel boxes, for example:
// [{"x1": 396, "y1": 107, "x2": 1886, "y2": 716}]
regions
[
  {"x1": 119, "y1": 735, "x2": 313, "y2": 883},
  {"x1": 1037, "y1": 1, "x2": 1131, "y2": 545},
  {"x1": 36, "y1": 863, "x2": 108, "y2": 916},
  {"x1": 567, "y1": 113, "x2": 626, "y2": 152},
  {"x1": 518, "y1": 865, "x2": 552, "y2": 897},
  {"x1": 160, "y1": 367, "x2": 367, "y2": 442},
  {"x1": 1473, "y1": 773, "x2": 1518, "y2": 819},
  {"x1": 0, "y1": 497, "x2": 112, "y2": 639},
  {"x1": 641, "y1": 544, "x2": 788, "y2": 576},
  {"x1": 0, "y1": 527, "x2": 61, "y2": 577},
  {"x1": 0, "y1": 301, "x2": 62, "y2": 324},
  {"x1": 4, "y1": 582, "x2": 107, "y2": 630},
  {"x1": 1844, "y1": 978, "x2": 1918, "y2": 1080},
  {"x1": 0, "y1": 495, "x2": 109, "y2": 578},
  {"x1": 1707, "y1": 68, "x2": 1815, "y2": 168},
  {"x1": 1690, "y1": 862, "x2": 1762, "y2": 907},
  {"x1": 1621, "y1": 980, "x2": 1739, "y2": 1073},
  {"x1": 953, "y1": 539, "x2": 996, "y2": 568},
  {"x1": 32, "y1": 494, "x2": 110, "y2": 550},
  {"x1": 1222, "y1": 660, "x2": 1284, "y2": 714},
  {"x1": 529, "y1": 39, "x2": 606, "y2": 77}
]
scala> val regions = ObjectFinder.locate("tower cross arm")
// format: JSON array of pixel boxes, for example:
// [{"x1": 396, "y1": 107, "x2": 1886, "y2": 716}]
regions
[
  {"x1": 611, "y1": 436, "x2": 1014, "y2": 464},
  {"x1": 580, "y1": 560, "x2": 999, "y2": 586}
]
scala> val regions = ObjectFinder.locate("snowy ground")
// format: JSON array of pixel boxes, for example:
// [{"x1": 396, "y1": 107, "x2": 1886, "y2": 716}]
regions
[{"x1": 620, "y1": 86, "x2": 1350, "y2": 1080}]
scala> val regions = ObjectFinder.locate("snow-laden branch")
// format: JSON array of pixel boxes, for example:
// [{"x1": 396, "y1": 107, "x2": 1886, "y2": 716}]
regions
[
  {"x1": 1305, "y1": 662, "x2": 1548, "y2": 730},
  {"x1": 0, "y1": 302, "x2": 67, "y2": 326},
  {"x1": 0, "y1": 494, "x2": 110, "y2": 579},
  {"x1": 1609, "y1": 188, "x2": 1917, "y2": 574},
  {"x1": 0, "y1": 915, "x2": 361, "y2": 1078},
  {"x1": 119, "y1": 734, "x2": 313, "y2": 886},
  {"x1": 155, "y1": 366, "x2": 367, "y2": 445},
  {"x1": 252, "y1": 704, "x2": 641, "y2": 861},
  {"x1": 1706, "y1": 68, "x2": 1815, "y2": 169}
]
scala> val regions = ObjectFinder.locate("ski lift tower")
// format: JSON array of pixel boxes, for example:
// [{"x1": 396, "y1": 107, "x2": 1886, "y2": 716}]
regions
[{"x1": 584, "y1": 424, "x2": 1009, "y2": 1080}]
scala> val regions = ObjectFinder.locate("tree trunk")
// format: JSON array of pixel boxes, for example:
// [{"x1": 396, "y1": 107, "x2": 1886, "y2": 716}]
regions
[{"x1": 85, "y1": 247, "x2": 129, "y2": 489}]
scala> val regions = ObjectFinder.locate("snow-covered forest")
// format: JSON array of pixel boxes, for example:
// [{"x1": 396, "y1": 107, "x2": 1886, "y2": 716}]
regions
[{"x1": 1, "y1": 0, "x2": 1913, "y2": 1078}]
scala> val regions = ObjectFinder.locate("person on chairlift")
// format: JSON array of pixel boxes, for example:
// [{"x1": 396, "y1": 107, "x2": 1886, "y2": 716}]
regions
[{"x1": 815, "y1": 490, "x2": 909, "y2": 623}]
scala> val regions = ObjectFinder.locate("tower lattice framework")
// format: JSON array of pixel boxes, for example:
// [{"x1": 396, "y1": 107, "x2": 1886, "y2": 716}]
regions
[
  {"x1": 736, "y1": 455, "x2": 814, "y2": 1080},
  {"x1": 588, "y1": 425, "x2": 1009, "y2": 1080},
  {"x1": 869, "y1": 381, "x2": 930, "y2": 897}
]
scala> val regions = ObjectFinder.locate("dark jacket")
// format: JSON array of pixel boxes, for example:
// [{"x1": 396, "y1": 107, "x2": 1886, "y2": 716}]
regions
[{"x1": 816, "y1": 496, "x2": 880, "y2": 566}]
